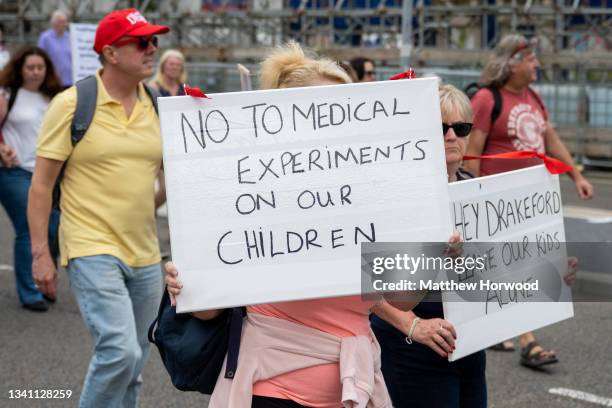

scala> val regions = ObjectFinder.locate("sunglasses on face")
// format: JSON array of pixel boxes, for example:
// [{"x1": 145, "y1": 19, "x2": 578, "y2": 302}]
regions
[
  {"x1": 364, "y1": 70, "x2": 376, "y2": 76},
  {"x1": 113, "y1": 36, "x2": 158, "y2": 50},
  {"x1": 442, "y1": 122, "x2": 473, "y2": 138}
]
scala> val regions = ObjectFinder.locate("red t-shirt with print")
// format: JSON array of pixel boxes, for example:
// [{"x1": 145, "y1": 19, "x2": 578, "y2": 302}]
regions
[{"x1": 471, "y1": 86, "x2": 549, "y2": 176}]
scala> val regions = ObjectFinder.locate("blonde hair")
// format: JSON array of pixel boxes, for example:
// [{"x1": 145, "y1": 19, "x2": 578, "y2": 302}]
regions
[
  {"x1": 260, "y1": 41, "x2": 351, "y2": 89},
  {"x1": 154, "y1": 49, "x2": 187, "y2": 85},
  {"x1": 479, "y1": 34, "x2": 534, "y2": 88},
  {"x1": 439, "y1": 84, "x2": 473, "y2": 123}
]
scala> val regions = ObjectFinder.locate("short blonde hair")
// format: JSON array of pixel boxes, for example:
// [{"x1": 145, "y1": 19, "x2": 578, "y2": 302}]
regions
[
  {"x1": 439, "y1": 84, "x2": 473, "y2": 123},
  {"x1": 260, "y1": 41, "x2": 351, "y2": 89},
  {"x1": 154, "y1": 49, "x2": 187, "y2": 85}
]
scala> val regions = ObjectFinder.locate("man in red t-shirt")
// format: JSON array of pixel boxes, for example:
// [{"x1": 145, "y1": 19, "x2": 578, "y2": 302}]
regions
[
  {"x1": 465, "y1": 34, "x2": 593, "y2": 370},
  {"x1": 470, "y1": 83, "x2": 548, "y2": 176},
  {"x1": 466, "y1": 35, "x2": 592, "y2": 198}
]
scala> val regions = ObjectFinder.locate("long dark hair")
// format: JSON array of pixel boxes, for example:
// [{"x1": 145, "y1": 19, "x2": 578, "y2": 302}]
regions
[
  {"x1": 0, "y1": 46, "x2": 62, "y2": 99},
  {"x1": 349, "y1": 56, "x2": 373, "y2": 81}
]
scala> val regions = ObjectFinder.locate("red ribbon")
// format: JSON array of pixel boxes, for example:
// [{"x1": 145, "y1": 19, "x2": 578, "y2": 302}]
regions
[
  {"x1": 388, "y1": 68, "x2": 416, "y2": 80},
  {"x1": 463, "y1": 151, "x2": 573, "y2": 175},
  {"x1": 183, "y1": 85, "x2": 210, "y2": 98}
]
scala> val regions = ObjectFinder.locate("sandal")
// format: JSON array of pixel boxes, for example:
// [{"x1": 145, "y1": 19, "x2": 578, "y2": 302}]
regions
[
  {"x1": 520, "y1": 341, "x2": 558, "y2": 369},
  {"x1": 489, "y1": 340, "x2": 515, "y2": 352}
]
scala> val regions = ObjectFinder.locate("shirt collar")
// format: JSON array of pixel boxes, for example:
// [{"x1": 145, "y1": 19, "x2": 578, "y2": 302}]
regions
[{"x1": 95, "y1": 69, "x2": 151, "y2": 108}]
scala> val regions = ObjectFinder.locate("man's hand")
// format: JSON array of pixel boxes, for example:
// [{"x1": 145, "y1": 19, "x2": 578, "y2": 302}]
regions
[
  {"x1": 574, "y1": 175, "x2": 593, "y2": 200},
  {"x1": 28, "y1": 156, "x2": 64, "y2": 299},
  {"x1": 543, "y1": 121, "x2": 593, "y2": 200},
  {"x1": 32, "y1": 251, "x2": 58, "y2": 299}
]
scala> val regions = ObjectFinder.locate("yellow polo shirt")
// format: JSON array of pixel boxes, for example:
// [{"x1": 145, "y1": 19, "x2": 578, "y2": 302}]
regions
[{"x1": 37, "y1": 70, "x2": 162, "y2": 267}]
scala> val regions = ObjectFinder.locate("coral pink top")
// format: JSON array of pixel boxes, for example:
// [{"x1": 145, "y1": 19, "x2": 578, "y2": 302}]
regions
[
  {"x1": 248, "y1": 296, "x2": 375, "y2": 407},
  {"x1": 471, "y1": 86, "x2": 549, "y2": 176}
]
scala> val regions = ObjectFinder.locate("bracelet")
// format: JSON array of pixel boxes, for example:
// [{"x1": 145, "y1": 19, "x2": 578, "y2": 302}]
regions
[{"x1": 405, "y1": 317, "x2": 421, "y2": 344}]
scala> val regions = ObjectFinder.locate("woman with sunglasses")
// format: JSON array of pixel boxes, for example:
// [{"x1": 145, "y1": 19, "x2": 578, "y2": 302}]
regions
[{"x1": 371, "y1": 84, "x2": 487, "y2": 408}]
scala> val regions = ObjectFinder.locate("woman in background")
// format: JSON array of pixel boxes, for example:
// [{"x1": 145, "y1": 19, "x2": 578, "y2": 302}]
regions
[
  {"x1": 148, "y1": 49, "x2": 187, "y2": 97},
  {"x1": 0, "y1": 46, "x2": 62, "y2": 311},
  {"x1": 372, "y1": 84, "x2": 578, "y2": 407},
  {"x1": 371, "y1": 84, "x2": 486, "y2": 408}
]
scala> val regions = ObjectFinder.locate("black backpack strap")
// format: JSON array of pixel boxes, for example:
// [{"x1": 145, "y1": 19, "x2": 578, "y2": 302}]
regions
[
  {"x1": 463, "y1": 82, "x2": 481, "y2": 100},
  {"x1": 488, "y1": 86, "x2": 503, "y2": 125},
  {"x1": 71, "y1": 75, "x2": 98, "y2": 146},
  {"x1": 224, "y1": 307, "x2": 245, "y2": 379},
  {"x1": 53, "y1": 76, "x2": 97, "y2": 209},
  {"x1": 70, "y1": 78, "x2": 159, "y2": 147},
  {"x1": 144, "y1": 84, "x2": 160, "y2": 115}
]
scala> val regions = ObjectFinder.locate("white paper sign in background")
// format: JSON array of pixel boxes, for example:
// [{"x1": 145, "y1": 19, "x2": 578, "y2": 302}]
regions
[
  {"x1": 444, "y1": 165, "x2": 574, "y2": 361},
  {"x1": 70, "y1": 23, "x2": 101, "y2": 82},
  {"x1": 160, "y1": 78, "x2": 453, "y2": 312}
]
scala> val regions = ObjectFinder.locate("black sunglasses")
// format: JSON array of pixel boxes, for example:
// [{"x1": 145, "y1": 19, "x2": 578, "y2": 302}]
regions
[
  {"x1": 113, "y1": 36, "x2": 158, "y2": 51},
  {"x1": 442, "y1": 122, "x2": 473, "y2": 138}
]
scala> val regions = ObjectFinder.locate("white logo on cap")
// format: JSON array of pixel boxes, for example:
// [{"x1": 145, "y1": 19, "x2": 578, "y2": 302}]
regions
[{"x1": 126, "y1": 11, "x2": 147, "y2": 25}]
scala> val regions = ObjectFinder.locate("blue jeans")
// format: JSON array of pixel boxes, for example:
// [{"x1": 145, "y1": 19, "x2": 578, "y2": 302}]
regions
[
  {"x1": 372, "y1": 316, "x2": 487, "y2": 408},
  {"x1": 67, "y1": 255, "x2": 163, "y2": 408},
  {"x1": 0, "y1": 167, "x2": 59, "y2": 305}
]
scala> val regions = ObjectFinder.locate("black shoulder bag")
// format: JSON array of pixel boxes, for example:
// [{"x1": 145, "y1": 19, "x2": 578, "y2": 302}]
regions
[{"x1": 148, "y1": 290, "x2": 245, "y2": 394}]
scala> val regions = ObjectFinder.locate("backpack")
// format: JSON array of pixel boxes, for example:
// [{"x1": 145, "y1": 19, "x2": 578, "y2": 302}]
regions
[
  {"x1": 52, "y1": 75, "x2": 161, "y2": 207},
  {"x1": 70, "y1": 75, "x2": 160, "y2": 146},
  {"x1": 464, "y1": 83, "x2": 503, "y2": 125},
  {"x1": 464, "y1": 82, "x2": 547, "y2": 127},
  {"x1": 147, "y1": 290, "x2": 245, "y2": 394}
]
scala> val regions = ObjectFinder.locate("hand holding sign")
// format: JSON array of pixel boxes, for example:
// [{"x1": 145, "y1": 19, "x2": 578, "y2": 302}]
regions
[
  {"x1": 444, "y1": 165, "x2": 574, "y2": 361},
  {"x1": 159, "y1": 78, "x2": 452, "y2": 312}
]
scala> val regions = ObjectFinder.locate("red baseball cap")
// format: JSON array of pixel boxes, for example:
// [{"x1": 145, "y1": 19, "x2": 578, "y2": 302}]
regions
[{"x1": 94, "y1": 8, "x2": 170, "y2": 54}]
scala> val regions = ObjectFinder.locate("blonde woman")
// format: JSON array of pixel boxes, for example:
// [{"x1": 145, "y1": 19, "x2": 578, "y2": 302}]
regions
[
  {"x1": 371, "y1": 85, "x2": 486, "y2": 408},
  {"x1": 148, "y1": 49, "x2": 186, "y2": 96},
  {"x1": 372, "y1": 83, "x2": 578, "y2": 405},
  {"x1": 165, "y1": 41, "x2": 398, "y2": 408}
]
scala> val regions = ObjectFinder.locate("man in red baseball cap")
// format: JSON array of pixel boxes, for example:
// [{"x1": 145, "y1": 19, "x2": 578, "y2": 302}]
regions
[
  {"x1": 29, "y1": 9, "x2": 170, "y2": 407},
  {"x1": 93, "y1": 8, "x2": 169, "y2": 54}
]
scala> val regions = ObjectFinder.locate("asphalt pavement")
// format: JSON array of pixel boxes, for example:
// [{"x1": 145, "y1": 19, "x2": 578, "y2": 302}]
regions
[{"x1": 1, "y1": 170, "x2": 611, "y2": 408}]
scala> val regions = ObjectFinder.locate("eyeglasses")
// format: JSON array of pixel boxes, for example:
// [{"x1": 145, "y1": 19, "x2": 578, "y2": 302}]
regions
[
  {"x1": 364, "y1": 70, "x2": 376, "y2": 76},
  {"x1": 442, "y1": 122, "x2": 473, "y2": 138},
  {"x1": 113, "y1": 36, "x2": 158, "y2": 51}
]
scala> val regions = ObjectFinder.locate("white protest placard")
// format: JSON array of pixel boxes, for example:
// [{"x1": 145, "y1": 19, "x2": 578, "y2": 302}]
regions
[
  {"x1": 70, "y1": 23, "x2": 101, "y2": 82},
  {"x1": 160, "y1": 78, "x2": 452, "y2": 312},
  {"x1": 444, "y1": 165, "x2": 574, "y2": 361}
]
